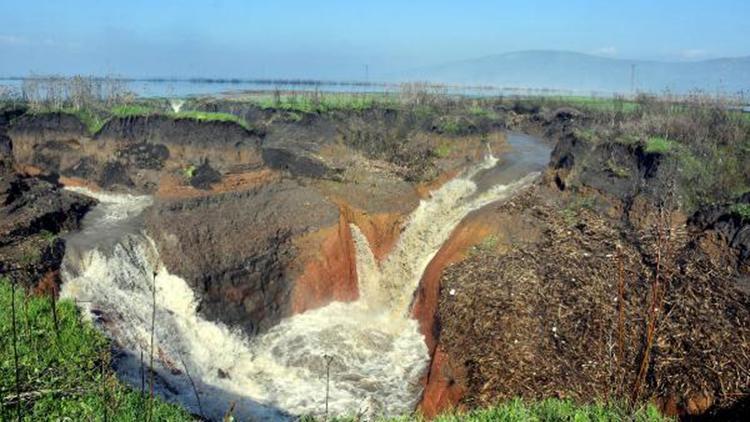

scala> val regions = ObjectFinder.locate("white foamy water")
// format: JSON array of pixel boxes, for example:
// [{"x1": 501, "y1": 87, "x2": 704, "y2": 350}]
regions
[
  {"x1": 60, "y1": 153, "x2": 537, "y2": 421},
  {"x1": 170, "y1": 99, "x2": 186, "y2": 113}
]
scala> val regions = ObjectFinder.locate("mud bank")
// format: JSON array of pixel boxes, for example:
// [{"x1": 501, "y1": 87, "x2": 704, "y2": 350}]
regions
[
  {"x1": 3, "y1": 100, "x2": 748, "y2": 420},
  {"x1": 416, "y1": 125, "x2": 750, "y2": 419}
]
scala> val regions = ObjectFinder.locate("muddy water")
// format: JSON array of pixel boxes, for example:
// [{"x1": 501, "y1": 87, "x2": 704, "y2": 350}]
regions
[{"x1": 59, "y1": 132, "x2": 550, "y2": 420}]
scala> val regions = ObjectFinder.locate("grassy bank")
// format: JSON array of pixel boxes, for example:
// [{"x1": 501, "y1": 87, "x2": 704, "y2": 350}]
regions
[
  {"x1": 0, "y1": 277, "x2": 192, "y2": 421},
  {"x1": 110, "y1": 104, "x2": 253, "y2": 130},
  {"x1": 309, "y1": 399, "x2": 669, "y2": 421}
]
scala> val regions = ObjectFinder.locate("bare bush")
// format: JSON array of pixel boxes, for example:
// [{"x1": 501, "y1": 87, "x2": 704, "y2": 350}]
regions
[{"x1": 20, "y1": 75, "x2": 133, "y2": 110}]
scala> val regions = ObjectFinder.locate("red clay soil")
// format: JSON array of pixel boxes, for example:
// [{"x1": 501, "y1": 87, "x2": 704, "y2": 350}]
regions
[
  {"x1": 155, "y1": 169, "x2": 279, "y2": 199},
  {"x1": 411, "y1": 207, "x2": 502, "y2": 418},
  {"x1": 290, "y1": 202, "x2": 410, "y2": 314},
  {"x1": 59, "y1": 175, "x2": 102, "y2": 191},
  {"x1": 419, "y1": 348, "x2": 468, "y2": 419},
  {"x1": 290, "y1": 212, "x2": 359, "y2": 314},
  {"x1": 337, "y1": 203, "x2": 405, "y2": 262}
]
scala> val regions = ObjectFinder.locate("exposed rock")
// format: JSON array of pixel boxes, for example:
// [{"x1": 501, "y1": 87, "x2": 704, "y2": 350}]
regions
[
  {"x1": 96, "y1": 115, "x2": 262, "y2": 172},
  {"x1": 691, "y1": 192, "x2": 750, "y2": 286},
  {"x1": 145, "y1": 179, "x2": 343, "y2": 335},
  {"x1": 0, "y1": 133, "x2": 12, "y2": 176},
  {"x1": 0, "y1": 174, "x2": 95, "y2": 287},
  {"x1": 116, "y1": 142, "x2": 170, "y2": 170},
  {"x1": 62, "y1": 156, "x2": 100, "y2": 180},
  {"x1": 0, "y1": 105, "x2": 27, "y2": 127},
  {"x1": 261, "y1": 141, "x2": 343, "y2": 180},
  {"x1": 548, "y1": 131, "x2": 664, "y2": 202},
  {"x1": 8, "y1": 111, "x2": 88, "y2": 142},
  {"x1": 189, "y1": 160, "x2": 222, "y2": 190},
  {"x1": 7, "y1": 112, "x2": 263, "y2": 192},
  {"x1": 99, "y1": 161, "x2": 134, "y2": 189}
]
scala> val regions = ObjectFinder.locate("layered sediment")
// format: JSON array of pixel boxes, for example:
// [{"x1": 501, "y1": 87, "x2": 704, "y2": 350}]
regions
[{"x1": 2, "y1": 102, "x2": 748, "y2": 419}]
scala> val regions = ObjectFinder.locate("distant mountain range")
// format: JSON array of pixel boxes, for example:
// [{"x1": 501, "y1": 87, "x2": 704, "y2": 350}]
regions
[{"x1": 394, "y1": 50, "x2": 750, "y2": 95}]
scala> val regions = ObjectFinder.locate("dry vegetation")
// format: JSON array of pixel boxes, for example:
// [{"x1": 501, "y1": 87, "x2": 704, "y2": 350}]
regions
[{"x1": 437, "y1": 184, "x2": 750, "y2": 417}]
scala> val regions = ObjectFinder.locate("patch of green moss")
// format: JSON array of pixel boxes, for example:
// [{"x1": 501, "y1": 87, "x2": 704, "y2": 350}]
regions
[
  {"x1": 110, "y1": 104, "x2": 157, "y2": 118},
  {"x1": 573, "y1": 127, "x2": 598, "y2": 143},
  {"x1": 170, "y1": 110, "x2": 251, "y2": 130},
  {"x1": 645, "y1": 137, "x2": 675, "y2": 154},
  {"x1": 468, "y1": 106, "x2": 495, "y2": 119},
  {"x1": 607, "y1": 158, "x2": 631, "y2": 178},
  {"x1": 433, "y1": 142, "x2": 453, "y2": 158},
  {"x1": 730, "y1": 203, "x2": 750, "y2": 222}
]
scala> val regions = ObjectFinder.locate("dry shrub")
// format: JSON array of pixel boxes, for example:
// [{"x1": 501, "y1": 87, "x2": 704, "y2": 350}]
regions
[
  {"x1": 436, "y1": 187, "x2": 750, "y2": 414},
  {"x1": 21, "y1": 75, "x2": 133, "y2": 111}
]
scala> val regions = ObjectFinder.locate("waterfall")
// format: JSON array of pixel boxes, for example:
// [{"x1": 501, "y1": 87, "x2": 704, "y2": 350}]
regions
[
  {"x1": 60, "y1": 153, "x2": 538, "y2": 420},
  {"x1": 169, "y1": 99, "x2": 185, "y2": 113}
]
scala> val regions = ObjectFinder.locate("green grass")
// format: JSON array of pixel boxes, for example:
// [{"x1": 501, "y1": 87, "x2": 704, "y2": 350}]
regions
[
  {"x1": 573, "y1": 127, "x2": 598, "y2": 143},
  {"x1": 468, "y1": 106, "x2": 496, "y2": 119},
  {"x1": 0, "y1": 278, "x2": 193, "y2": 421},
  {"x1": 109, "y1": 105, "x2": 252, "y2": 130},
  {"x1": 730, "y1": 203, "x2": 750, "y2": 222},
  {"x1": 247, "y1": 92, "x2": 398, "y2": 114},
  {"x1": 644, "y1": 137, "x2": 675, "y2": 154},
  {"x1": 110, "y1": 104, "x2": 157, "y2": 118},
  {"x1": 553, "y1": 96, "x2": 640, "y2": 113},
  {"x1": 182, "y1": 164, "x2": 196, "y2": 180},
  {"x1": 433, "y1": 142, "x2": 453, "y2": 158},
  {"x1": 436, "y1": 116, "x2": 475, "y2": 136},
  {"x1": 39, "y1": 229, "x2": 57, "y2": 245},
  {"x1": 431, "y1": 399, "x2": 669, "y2": 422},
  {"x1": 28, "y1": 107, "x2": 107, "y2": 134},
  {"x1": 311, "y1": 399, "x2": 669, "y2": 421},
  {"x1": 170, "y1": 110, "x2": 251, "y2": 130}
]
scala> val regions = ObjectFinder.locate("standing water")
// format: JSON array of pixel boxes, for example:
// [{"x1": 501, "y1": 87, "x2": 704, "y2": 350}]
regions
[{"x1": 60, "y1": 134, "x2": 547, "y2": 420}]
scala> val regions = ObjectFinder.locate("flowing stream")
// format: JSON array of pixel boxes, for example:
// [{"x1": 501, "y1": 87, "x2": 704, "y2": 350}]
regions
[{"x1": 59, "y1": 133, "x2": 549, "y2": 420}]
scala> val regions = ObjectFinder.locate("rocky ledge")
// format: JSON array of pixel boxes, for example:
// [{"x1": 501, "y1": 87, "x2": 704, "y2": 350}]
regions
[{"x1": 0, "y1": 107, "x2": 96, "y2": 290}]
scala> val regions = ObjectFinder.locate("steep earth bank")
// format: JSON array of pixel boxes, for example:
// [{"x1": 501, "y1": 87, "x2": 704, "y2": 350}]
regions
[
  {"x1": 3, "y1": 101, "x2": 748, "y2": 419},
  {"x1": 3, "y1": 104, "x2": 499, "y2": 339},
  {"x1": 0, "y1": 107, "x2": 95, "y2": 291},
  {"x1": 416, "y1": 123, "x2": 750, "y2": 419}
]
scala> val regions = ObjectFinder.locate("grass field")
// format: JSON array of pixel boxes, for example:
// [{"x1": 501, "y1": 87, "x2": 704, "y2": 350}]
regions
[
  {"x1": 0, "y1": 278, "x2": 191, "y2": 421},
  {"x1": 308, "y1": 399, "x2": 669, "y2": 421}
]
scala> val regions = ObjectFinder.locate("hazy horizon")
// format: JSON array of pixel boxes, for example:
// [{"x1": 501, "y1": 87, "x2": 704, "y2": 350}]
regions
[{"x1": 2, "y1": 0, "x2": 749, "y2": 80}]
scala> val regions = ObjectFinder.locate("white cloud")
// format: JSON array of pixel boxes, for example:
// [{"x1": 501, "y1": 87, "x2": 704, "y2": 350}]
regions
[{"x1": 592, "y1": 46, "x2": 618, "y2": 57}]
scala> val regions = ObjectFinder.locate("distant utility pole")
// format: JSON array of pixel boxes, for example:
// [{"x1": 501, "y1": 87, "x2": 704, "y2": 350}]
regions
[{"x1": 630, "y1": 64, "x2": 637, "y2": 95}]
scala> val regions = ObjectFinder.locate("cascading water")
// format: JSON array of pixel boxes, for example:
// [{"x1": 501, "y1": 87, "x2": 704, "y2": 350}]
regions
[
  {"x1": 170, "y1": 98, "x2": 186, "y2": 113},
  {"x1": 60, "y1": 149, "x2": 539, "y2": 420}
]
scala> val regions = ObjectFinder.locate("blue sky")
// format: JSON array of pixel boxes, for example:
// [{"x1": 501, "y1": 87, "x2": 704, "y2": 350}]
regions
[{"x1": 1, "y1": 0, "x2": 748, "y2": 78}]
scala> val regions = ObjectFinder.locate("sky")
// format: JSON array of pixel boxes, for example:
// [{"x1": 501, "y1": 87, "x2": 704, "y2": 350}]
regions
[{"x1": 1, "y1": 0, "x2": 748, "y2": 79}]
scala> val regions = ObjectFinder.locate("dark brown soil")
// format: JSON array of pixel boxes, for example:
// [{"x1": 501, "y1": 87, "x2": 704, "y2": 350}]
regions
[{"x1": 434, "y1": 185, "x2": 750, "y2": 418}]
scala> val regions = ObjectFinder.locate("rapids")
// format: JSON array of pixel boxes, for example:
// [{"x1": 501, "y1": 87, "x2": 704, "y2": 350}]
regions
[{"x1": 59, "y1": 135, "x2": 545, "y2": 420}]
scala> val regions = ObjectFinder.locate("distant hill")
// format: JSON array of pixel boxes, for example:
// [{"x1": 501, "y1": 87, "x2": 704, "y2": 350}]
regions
[{"x1": 395, "y1": 50, "x2": 750, "y2": 95}]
